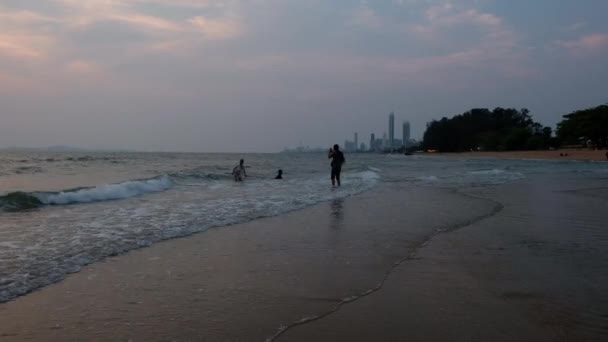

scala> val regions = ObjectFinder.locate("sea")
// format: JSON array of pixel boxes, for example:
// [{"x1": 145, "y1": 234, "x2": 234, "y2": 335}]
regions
[{"x1": 0, "y1": 150, "x2": 607, "y2": 309}]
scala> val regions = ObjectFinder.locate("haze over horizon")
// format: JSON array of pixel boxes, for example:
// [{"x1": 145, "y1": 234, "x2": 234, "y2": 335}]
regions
[{"x1": 1, "y1": 0, "x2": 607, "y2": 152}]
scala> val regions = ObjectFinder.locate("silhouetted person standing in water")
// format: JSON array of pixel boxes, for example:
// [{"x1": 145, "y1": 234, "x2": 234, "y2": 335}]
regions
[
  {"x1": 232, "y1": 159, "x2": 247, "y2": 182},
  {"x1": 328, "y1": 144, "x2": 345, "y2": 187},
  {"x1": 275, "y1": 169, "x2": 283, "y2": 179}
]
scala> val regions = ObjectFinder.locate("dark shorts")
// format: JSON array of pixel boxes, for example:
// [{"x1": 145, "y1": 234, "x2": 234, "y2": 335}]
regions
[{"x1": 331, "y1": 166, "x2": 342, "y2": 179}]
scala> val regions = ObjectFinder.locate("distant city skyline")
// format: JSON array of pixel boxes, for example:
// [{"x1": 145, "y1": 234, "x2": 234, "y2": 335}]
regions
[
  {"x1": 1, "y1": 1, "x2": 607, "y2": 152},
  {"x1": 341, "y1": 111, "x2": 414, "y2": 152}
]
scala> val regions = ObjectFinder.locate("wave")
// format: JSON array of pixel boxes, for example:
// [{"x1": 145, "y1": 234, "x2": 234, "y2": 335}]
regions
[
  {"x1": 0, "y1": 170, "x2": 381, "y2": 302},
  {"x1": 417, "y1": 175, "x2": 439, "y2": 182},
  {"x1": 0, "y1": 192, "x2": 43, "y2": 211},
  {"x1": 1, "y1": 176, "x2": 173, "y2": 211},
  {"x1": 40, "y1": 176, "x2": 172, "y2": 205},
  {"x1": 13, "y1": 166, "x2": 44, "y2": 175},
  {"x1": 468, "y1": 169, "x2": 506, "y2": 175},
  {"x1": 0, "y1": 168, "x2": 380, "y2": 212},
  {"x1": 169, "y1": 170, "x2": 233, "y2": 181},
  {"x1": 407, "y1": 168, "x2": 524, "y2": 187}
]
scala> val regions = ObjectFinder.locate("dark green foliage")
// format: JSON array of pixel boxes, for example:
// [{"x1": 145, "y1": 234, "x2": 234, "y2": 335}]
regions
[
  {"x1": 422, "y1": 108, "x2": 553, "y2": 152},
  {"x1": 556, "y1": 104, "x2": 608, "y2": 148}
]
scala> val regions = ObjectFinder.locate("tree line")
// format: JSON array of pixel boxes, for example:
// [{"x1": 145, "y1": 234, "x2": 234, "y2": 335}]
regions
[{"x1": 422, "y1": 104, "x2": 607, "y2": 152}]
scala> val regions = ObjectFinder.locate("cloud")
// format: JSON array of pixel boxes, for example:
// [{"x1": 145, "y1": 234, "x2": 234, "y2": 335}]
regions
[
  {"x1": 133, "y1": 0, "x2": 231, "y2": 9},
  {"x1": 345, "y1": 2, "x2": 526, "y2": 79},
  {"x1": 188, "y1": 16, "x2": 241, "y2": 40},
  {"x1": 411, "y1": 3, "x2": 503, "y2": 38},
  {"x1": 0, "y1": 1, "x2": 243, "y2": 63},
  {"x1": 0, "y1": 31, "x2": 54, "y2": 59},
  {"x1": 563, "y1": 22, "x2": 587, "y2": 32},
  {"x1": 57, "y1": 0, "x2": 238, "y2": 38},
  {"x1": 0, "y1": 7, "x2": 59, "y2": 26},
  {"x1": 65, "y1": 60, "x2": 104, "y2": 74},
  {"x1": 556, "y1": 33, "x2": 608, "y2": 56},
  {"x1": 349, "y1": 5, "x2": 382, "y2": 29},
  {"x1": 0, "y1": 6, "x2": 59, "y2": 59},
  {"x1": 110, "y1": 14, "x2": 182, "y2": 32}
]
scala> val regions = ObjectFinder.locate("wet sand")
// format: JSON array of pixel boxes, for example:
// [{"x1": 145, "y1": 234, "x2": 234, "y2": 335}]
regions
[
  {"x1": 438, "y1": 148, "x2": 608, "y2": 161},
  {"x1": 280, "y1": 182, "x2": 608, "y2": 341},
  {"x1": 1, "y1": 182, "x2": 606, "y2": 341}
]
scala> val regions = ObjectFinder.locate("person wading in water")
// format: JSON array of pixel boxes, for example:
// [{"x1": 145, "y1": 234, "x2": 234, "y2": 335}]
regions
[
  {"x1": 328, "y1": 144, "x2": 345, "y2": 187},
  {"x1": 232, "y1": 159, "x2": 247, "y2": 182}
]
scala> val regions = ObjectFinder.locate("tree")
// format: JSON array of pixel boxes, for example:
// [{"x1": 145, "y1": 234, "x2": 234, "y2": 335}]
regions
[
  {"x1": 557, "y1": 104, "x2": 608, "y2": 148},
  {"x1": 422, "y1": 107, "x2": 550, "y2": 152}
]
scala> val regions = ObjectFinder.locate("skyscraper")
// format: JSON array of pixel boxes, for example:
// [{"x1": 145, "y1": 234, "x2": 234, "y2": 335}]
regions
[
  {"x1": 370, "y1": 133, "x2": 375, "y2": 151},
  {"x1": 389, "y1": 112, "x2": 395, "y2": 148},
  {"x1": 402, "y1": 121, "x2": 410, "y2": 146},
  {"x1": 354, "y1": 132, "x2": 358, "y2": 152}
]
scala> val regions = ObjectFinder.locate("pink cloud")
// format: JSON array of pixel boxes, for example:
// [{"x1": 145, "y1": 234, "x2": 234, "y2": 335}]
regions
[
  {"x1": 556, "y1": 33, "x2": 608, "y2": 55},
  {"x1": 111, "y1": 14, "x2": 182, "y2": 32},
  {"x1": 0, "y1": 32, "x2": 54, "y2": 59},
  {"x1": 188, "y1": 16, "x2": 242, "y2": 40},
  {"x1": 0, "y1": 8, "x2": 58, "y2": 26}
]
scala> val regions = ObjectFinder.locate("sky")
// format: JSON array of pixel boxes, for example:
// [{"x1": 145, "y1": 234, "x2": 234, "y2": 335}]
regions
[{"x1": 1, "y1": 0, "x2": 607, "y2": 152}]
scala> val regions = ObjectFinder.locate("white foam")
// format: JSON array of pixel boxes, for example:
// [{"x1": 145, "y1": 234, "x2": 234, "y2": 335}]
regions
[
  {"x1": 418, "y1": 175, "x2": 439, "y2": 182},
  {"x1": 469, "y1": 169, "x2": 505, "y2": 175},
  {"x1": 40, "y1": 176, "x2": 172, "y2": 205},
  {"x1": 358, "y1": 170, "x2": 381, "y2": 181}
]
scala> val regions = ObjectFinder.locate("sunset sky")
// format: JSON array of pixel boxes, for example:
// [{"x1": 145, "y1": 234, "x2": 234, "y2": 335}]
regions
[{"x1": 1, "y1": 0, "x2": 607, "y2": 152}]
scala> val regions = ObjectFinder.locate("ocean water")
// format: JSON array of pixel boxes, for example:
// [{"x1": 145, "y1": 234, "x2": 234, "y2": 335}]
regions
[{"x1": 0, "y1": 151, "x2": 607, "y2": 304}]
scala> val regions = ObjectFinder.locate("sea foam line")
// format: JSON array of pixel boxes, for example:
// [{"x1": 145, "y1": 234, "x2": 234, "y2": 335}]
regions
[{"x1": 39, "y1": 176, "x2": 172, "y2": 205}]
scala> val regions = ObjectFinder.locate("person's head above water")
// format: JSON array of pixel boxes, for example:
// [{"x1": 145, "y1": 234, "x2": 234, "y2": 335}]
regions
[
  {"x1": 239, "y1": 159, "x2": 244, "y2": 165},
  {"x1": 278, "y1": 169, "x2": 283, "y2": 175},
  {"x1": 333, "y1": 144, "x2": 340, "y2": 151}
]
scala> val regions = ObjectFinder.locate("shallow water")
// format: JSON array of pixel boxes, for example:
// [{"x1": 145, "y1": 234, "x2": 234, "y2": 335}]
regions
[{"x1": 0, "y1": 151, "x2": 606, "y2": 304}]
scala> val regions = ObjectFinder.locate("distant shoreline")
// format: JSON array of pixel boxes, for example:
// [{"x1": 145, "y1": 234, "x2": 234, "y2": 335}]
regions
[{"x1": 434, "y1": 148, "x2": 608, "y2": 162}]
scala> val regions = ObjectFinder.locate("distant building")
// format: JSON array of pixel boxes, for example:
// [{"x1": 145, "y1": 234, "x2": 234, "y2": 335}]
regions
[
  {"x1": 360, "y1": 142, "x2": 366, "y2": 151},
  {"x1": 389, "y1": 112, "x2": 395, "y2": 148},
  {"x1": 370, "y1": 133, "x2": 375, "y2": 151},
  {"x1": 382, "y1": 132, "x2": 388, "y2": 149},
  {"x1": 354, "y1": 132, "x2": 358, "y2": 152},
  {"x1": 344, "y1": 140, "x2": 357, "y2": 152},
  {"x1": 402, "y1": 121, "x2": 410, "y2": 147}
]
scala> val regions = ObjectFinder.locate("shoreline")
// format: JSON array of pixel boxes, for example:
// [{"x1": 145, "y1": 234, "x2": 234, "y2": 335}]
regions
[
  {"x1": 0, "y1": 184, "x2": 504, "y2": 341},
  {"x1": 433, "y1": 148, "x2": 608, "y2": 161},
  {"x1": 279, "y1": 180, "x2": 608, "y2": 341},
  {"x1": 1, "y1": 181, "x2": 605, "y2": 341}
]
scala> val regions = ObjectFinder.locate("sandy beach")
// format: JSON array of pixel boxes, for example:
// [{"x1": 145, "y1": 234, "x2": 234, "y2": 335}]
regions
[
  {"x1": 1, "y1": 180, "x2": 606, "y2": 341},
  {"x1": 436, "y1": 148, "x2": 608, "y2": 161}
]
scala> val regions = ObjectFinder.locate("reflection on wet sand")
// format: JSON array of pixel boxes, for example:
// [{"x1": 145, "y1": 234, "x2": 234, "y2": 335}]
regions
[{"x1": 330, "y1": 198, "x2": 344, "y2": 229}]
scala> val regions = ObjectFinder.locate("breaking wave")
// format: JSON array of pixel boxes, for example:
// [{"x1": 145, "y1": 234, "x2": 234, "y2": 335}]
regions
[
  {"x1": 0, "y1": 192, "x2": 43, "y2": 211},
  {"x1": 0, "y1": 176, "x2": 173, "y2": 212},
  {"x1": 40, "y1": 176, "x2": 172, "y2": 205},
  {"x1": 0, "y1": 170, "x2": 380, "y2": 302}
]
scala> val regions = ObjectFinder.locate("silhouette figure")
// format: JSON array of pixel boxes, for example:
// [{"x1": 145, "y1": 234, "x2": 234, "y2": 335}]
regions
[
  {"x1": 232, "y1": 159, "x2": 247, "y2": 182},
  {"x1": 328, "y1": 144, "x2": 345, "y2": 187}
]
